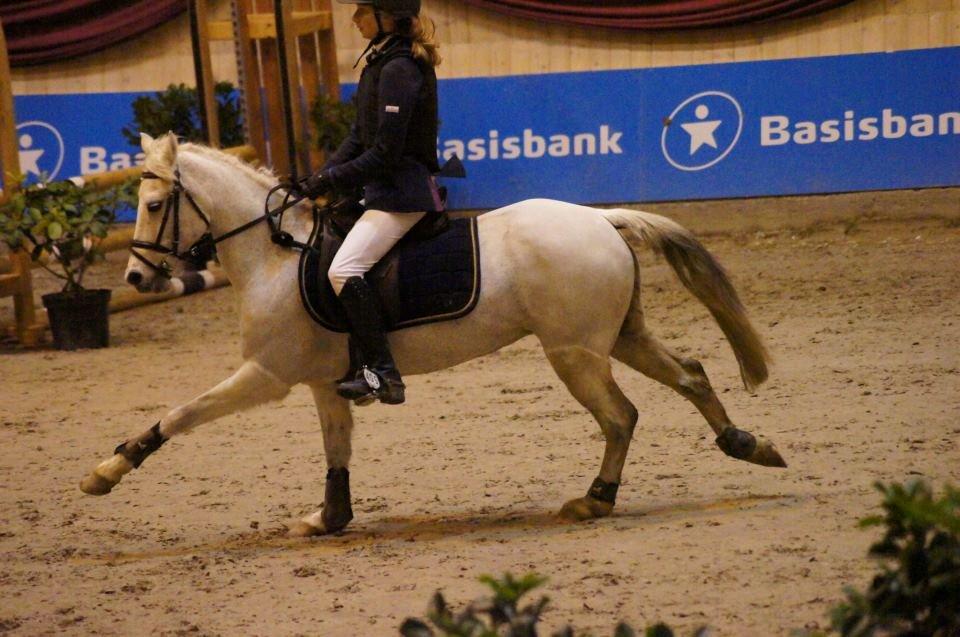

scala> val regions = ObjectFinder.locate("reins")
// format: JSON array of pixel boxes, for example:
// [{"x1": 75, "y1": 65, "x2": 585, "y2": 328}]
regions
[{"x1": 130, "y1": 168, "x2": 315, "y2": 277}]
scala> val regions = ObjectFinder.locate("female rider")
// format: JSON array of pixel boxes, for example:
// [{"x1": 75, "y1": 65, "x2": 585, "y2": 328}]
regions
[{"x1": 299, "y1": 0, "x2": 442, "y2": 405}]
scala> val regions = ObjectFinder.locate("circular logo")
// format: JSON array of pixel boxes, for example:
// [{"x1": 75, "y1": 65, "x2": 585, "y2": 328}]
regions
[
  {"x1": 15, "y1": 120, "x2": 65, "y2": 181},
  {"x1": 661, "y1": 91, "x2": 743, "y2": 172}
]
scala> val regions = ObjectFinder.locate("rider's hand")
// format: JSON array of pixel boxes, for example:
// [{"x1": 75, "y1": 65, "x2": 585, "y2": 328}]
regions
[{"x1": 296, "y1": 173, "x2": 330, "y2": 199}]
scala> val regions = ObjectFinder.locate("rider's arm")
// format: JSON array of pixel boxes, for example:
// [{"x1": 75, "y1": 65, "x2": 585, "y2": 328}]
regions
[{"x1": 321, "y1": 57, "x2": 423, "y2": 188}]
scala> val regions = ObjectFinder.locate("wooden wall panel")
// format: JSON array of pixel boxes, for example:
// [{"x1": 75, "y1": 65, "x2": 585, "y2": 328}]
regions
[{"x1": 7, "y1": 0, "x2": 960, "y2": 96}]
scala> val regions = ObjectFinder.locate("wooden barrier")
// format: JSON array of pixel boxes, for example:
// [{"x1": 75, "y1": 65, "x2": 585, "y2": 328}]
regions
[
  {"x1": 4, "y1": 266, "x2": 231, "y2": 336},
  {"x1": 0, "y1": 18, "x2": 44, "y2": 346},
  {"x1": 208, "y1": 0, "x2": 340, "y2": 176}
]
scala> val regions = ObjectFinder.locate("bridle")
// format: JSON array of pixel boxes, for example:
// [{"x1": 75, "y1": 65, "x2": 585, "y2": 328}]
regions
[{"x1": 130, "y1": 168, "x2": 312, "y2": 278}]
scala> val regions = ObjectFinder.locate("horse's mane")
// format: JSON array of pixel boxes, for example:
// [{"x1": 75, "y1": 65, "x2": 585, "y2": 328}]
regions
[{"x1": 178, "y1": 143, "x2": 280, "y2": 191}]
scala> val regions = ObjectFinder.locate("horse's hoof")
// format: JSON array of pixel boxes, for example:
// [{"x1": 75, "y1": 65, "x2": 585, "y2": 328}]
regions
[
  {"x1": 287, "y1": 520, "x2": 324, "y2": 538},
  {"x1": 80, "y1": 472, "x2": 116, "y2": 496},
  {"x1": 559, "y1": 496, "x2": 613, "y2": 521},
  {"x1": 750, "y1": 439, "x2": 787, "y2": 468}
]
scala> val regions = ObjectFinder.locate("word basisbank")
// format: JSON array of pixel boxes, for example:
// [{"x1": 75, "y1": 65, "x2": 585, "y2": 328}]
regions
[
  {"x1": 438, "y1": 126, "x2": 624, "y2": 161},
  {"x1": 761, "y1": 108, "x2": 960, "y2": 146}
]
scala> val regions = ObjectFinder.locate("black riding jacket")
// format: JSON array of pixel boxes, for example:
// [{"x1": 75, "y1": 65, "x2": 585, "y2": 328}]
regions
[{"x1": 321, "y1": 36, "x2": 441, "y2": 213}]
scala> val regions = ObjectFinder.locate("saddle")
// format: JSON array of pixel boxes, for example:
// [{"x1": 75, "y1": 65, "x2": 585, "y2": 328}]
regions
[{"x1": 297, "y1": 197, "x2": 481, "y2": 333}]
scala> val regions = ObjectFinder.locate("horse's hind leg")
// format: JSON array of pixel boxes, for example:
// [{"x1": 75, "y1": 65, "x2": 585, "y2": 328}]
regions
[
  {"x1": 543, "y1": 346, "x2": 639, "y2": 521},
  {"x1": 612, "y1": 329, "x2": 786, "y2": 468},
  {"x1": 79, "y1": 360, "x2": 291, "y2": 495},
  {"x1": 289, "y1": 383, "x2": 355, "y2": 537}
]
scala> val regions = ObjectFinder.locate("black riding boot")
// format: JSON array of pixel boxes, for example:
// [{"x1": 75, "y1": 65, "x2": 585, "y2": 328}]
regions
[
  {"x1": 335, "y1": 276, "x2": 405, "y2": 405},
  {"x1": 336, "y1": 336, "x2": 376, "y2": 407}
]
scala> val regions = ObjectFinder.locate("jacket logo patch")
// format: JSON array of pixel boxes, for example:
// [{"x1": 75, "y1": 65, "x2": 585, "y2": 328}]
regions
[{"x1": 385, "y1": 105, "x2": 400, "y2": 113}]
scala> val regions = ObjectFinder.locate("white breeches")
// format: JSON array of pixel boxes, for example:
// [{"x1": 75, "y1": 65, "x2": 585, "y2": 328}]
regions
[{"x1": 328, "y1": 209, "x2": 427, "y2": 295}]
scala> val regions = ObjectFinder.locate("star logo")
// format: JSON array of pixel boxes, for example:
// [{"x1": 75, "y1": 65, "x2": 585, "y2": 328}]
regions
[
  {"x1": 661, "y1": 92, "x2": 743, "y2": 172},
  {"x1": 14, "y1": 121, "x2": 65, "y2": 181},
  {"x1": 18, "y1": 134, "x2": 45, "y2": 176},
  {"x1": 681, "y1": 104, "x2": 722, "y2": 155}
]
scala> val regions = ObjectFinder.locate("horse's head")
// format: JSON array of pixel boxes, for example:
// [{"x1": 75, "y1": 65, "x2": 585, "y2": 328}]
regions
[{"x1": 125, "y1": 133, "x2": 212, "y2": 292}]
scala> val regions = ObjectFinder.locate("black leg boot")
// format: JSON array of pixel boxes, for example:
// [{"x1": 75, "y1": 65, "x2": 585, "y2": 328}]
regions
[{"x1": 336, "y1": 276, "x2": 405, "y2": 405}]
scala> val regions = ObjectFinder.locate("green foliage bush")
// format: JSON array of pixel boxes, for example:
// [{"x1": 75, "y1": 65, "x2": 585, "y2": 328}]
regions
[
  {"x1": 309, "y1": 93, "x2": 357, "y2": 155},
  {"x1": 400, "y1": 481, "x2": 960, "y2": 637},
  {"x1": 122, "y1": 82, "x2": 244, "y2": 148},
  {"x1": 399, "y1": 573, "x2": 708, "y2": 637},
  {"x1": 0, "y1": 177, "x2": 138, "y2": 292},
  {"x1": 831, "y1": 480, "x2": 960, "y2": 636}
]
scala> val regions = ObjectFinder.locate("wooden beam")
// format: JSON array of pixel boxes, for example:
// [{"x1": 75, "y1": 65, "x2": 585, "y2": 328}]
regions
[
  {"x1": 209, "y1": 11, "x2": 332, "y2": 40},
  {"x1": 232, "y1": 0, "x2": 267, "y2": 161},
  {"x1": 189, "y1": 0, "x2": 222, "y2": 147},
  {"x1": 81, "y1": 145, "x2": 257, "y2": 190},
  {"x1": 315, "y1": 0, "x2": 341, "y2": 101},
  {"x1": 0, "y1": 18, "x2": 21, "y2": 199}
]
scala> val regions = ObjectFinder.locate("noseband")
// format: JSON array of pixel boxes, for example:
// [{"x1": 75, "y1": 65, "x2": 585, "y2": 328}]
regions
[{"x1": 130, "y1": 168, "x2": 311, "y2": 278}]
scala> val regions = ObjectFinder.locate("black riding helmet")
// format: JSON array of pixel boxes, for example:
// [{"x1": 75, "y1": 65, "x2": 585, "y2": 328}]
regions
[
  {"x1": 339, "y1": 0, "x2": 420, "y2": 66},
  {"x1": 336, "y1": 0, "x2": 420, "y2": 19}
]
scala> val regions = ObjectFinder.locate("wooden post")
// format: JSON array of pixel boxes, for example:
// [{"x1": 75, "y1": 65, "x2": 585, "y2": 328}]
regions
[
  {"x1": 255, "y1": 0, "x2": 290, "y2": 176},
  {"x1": 209, "y1": 1, "x2": 339, "y2": 175},
  {"x1": 0, "y1": 18, "x2": 20, "y2": 195},
  {"x1": 189, "y1": 0, "x2": 221, "y2": 147},
  {"x1": 232, "y1": 0, "x2": 267, "y2": 160},
  {"x1": 315, "y1": 0, "x2": 340, "y2": 102},
  {"x1": 0, "y1": 19, "x2": 42, "y2": 346},
  {"x1": 274, "y1": 0, "x2": 309, "y2": 177}
]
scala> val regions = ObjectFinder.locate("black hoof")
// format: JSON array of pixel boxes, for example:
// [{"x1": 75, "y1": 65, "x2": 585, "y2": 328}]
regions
[{"x1": 716, "y1": 427, "x2": 757, "y2": 460}]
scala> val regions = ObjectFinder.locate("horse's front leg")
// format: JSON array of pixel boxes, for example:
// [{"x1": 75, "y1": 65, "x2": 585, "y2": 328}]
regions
[
  {"x1": 80, "y1": 360, "x2": 291, "y2": 495},
  {"x1": 289, "y1": 382, "x2": 355, "y2": 537}
]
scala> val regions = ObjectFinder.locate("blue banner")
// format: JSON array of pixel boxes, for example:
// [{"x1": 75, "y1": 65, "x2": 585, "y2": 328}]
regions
[
  {"x1": 6, "y1": 46, "x2": 958, "y2": 217},
  {"x1": 432, "y1": 46, "x2": 960, "y2": 208},
  {"x1": 8, "y1": 92, "x2": 149, "y2": 185}
]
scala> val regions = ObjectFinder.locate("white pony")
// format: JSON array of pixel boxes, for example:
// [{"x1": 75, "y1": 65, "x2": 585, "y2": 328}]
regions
[{"x1": 81, "y1": 133, "x2": 785, "y2": 537}]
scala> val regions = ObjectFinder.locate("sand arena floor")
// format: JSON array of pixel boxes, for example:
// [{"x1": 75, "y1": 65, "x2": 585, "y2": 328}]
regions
[{"x1": 1, "y1": 189, "x2": 958, "y2": 636}]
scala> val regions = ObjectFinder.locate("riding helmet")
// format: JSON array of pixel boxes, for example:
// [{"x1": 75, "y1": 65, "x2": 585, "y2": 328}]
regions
[{"x1": 336, "y1": 0, "x2": 420, "y2": 18}]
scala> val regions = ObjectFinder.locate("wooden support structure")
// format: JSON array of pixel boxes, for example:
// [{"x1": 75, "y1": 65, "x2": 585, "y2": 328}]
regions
[
  {"x1": 0, "y1": 19, "x2": 44, "y2": 346},
  {"x1": 0, "y1": 18, "x2": 20, "y2": 198},
  {"x1": 207, "y1": 0, "x2": 340, "y2": 177},
  {"x1": 189, "y1": 0, "x2": 221, "y2": 147}
]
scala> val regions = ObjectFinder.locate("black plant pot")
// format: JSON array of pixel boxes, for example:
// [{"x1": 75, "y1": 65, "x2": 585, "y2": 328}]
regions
[{"x1": 41, "y1": 289, "x2": 112, "y2": 350}]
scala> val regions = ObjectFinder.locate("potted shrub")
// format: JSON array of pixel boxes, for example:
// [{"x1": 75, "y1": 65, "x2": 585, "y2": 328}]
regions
[{"x1": 0, "y1": 177, "x2": 137, "y2": 350}]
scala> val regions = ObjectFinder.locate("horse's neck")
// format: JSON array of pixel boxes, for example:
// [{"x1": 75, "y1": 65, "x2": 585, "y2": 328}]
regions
[{"x1": 179, "y1": 152, "x2": 293, "y2": 291}]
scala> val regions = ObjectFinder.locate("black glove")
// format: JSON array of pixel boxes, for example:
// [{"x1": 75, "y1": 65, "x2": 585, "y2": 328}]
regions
[{"x1": 295, "y1": 173, "x2": 330, "y2": 199}]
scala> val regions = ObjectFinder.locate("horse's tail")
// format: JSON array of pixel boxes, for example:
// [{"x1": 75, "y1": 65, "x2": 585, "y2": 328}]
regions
[{"x1": 601, "y1": 208, "x2": 770, "y2": 391}]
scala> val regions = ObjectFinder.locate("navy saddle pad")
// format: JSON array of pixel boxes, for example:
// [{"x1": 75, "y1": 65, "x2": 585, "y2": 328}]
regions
[{"x1": 298, "y1": 214, "x2": 481, "y2": 333}]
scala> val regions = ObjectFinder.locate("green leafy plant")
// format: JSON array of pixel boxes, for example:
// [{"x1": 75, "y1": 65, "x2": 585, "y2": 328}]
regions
[
  {"x1": 0, "y1": 176, "x2": 138, "y2": 293},
  {"x1": 309, "y1": 93, "x2": 357, "y2": 155},
  {"x1": 122, "y1": 82, "x2": 244, "y2": 147},
  {"x1": 400, "y1": 573, "x2": 705, "y2": 637},
  {"x1": 832, "y1": 480, "x2": 960, "y2": 636}
]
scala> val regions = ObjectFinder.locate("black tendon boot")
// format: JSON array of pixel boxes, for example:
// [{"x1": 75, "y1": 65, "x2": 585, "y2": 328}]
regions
[{"x1": 336, "y1": 276, "x2": 405, "y2": 404}]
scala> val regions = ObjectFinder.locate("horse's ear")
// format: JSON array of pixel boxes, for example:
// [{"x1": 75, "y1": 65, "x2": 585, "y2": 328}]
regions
[
  {"x1": 156, "y1": 132, "x2": 179, "y2": 166},
  {"x1": 140, "y1": 132, "x2": 155, "y2": 152}
]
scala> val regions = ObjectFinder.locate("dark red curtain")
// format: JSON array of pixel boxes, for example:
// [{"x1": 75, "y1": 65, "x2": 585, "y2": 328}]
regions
[
  {"x1": 1, "y1": 0, "x2": 187, "y2": 67},
  {"x1": 458, "y1": 0, "x2": 856, "y2": 29}
]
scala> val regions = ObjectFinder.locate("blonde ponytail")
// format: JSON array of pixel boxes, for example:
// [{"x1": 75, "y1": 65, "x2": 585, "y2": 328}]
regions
[{"x1": 406, "y1": 14, "x2": 442, "y2": 68}]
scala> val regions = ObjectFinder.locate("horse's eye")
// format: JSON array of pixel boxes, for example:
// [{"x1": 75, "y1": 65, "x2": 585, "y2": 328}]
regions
[{"x1": 146, "y1": 201, "x2": 163, "y2": 213}]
